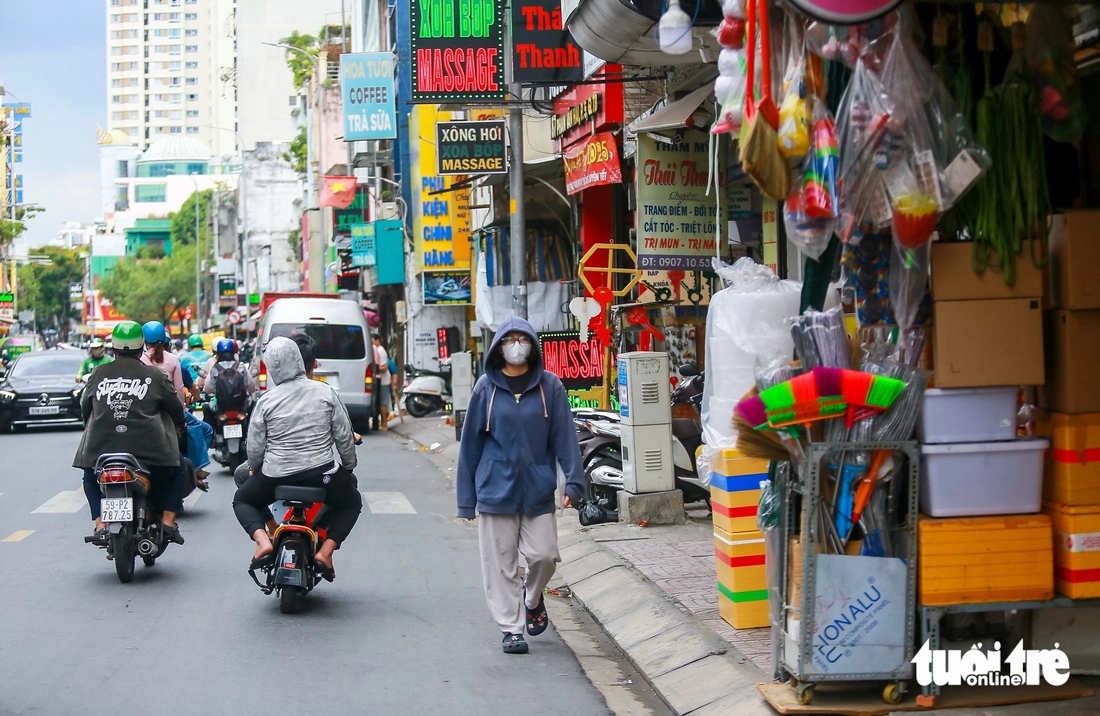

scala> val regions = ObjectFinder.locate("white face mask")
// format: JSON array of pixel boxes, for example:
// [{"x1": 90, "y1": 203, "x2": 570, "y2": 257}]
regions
[{"x1": 502, "y1": 341, "x2": 531, "y2": 366}]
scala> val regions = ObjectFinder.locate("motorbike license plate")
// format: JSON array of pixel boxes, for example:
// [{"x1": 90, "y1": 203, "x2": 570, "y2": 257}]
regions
[
  {"x1": 28, "y1": 405, "x2": 59, "y2": 415},
  {"x1": 101, "y1": 498, "x2": 133, "y2": 522},
  {"x1": 223, "y1": 424, "x2": 243, "y2": 439}
]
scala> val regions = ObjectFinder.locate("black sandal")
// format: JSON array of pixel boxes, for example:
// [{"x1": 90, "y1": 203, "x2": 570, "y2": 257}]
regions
[
  {"x1": 196, "y1": 479, "x2": 209, "y2": 493},
  {"x1": 162, "y1": 524, "x2": 185, "y2": 545},
  {"x1": 525, "y1": 590, "x2": 549, "y2": 636},
  {"x1": 249, "y1": 553, "x2": 275, "y2": 571},
  {"x1": 502, "y1": 633, "x2": 528, "y2": 654},
  {"x1": 315, "y1": 562, "x2": 335, "y2": 582}
]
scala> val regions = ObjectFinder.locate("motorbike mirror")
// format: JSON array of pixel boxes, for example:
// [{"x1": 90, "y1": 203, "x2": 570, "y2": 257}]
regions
[{"x1": 678, "y1": 363, "x2": 699, "y2": 377}]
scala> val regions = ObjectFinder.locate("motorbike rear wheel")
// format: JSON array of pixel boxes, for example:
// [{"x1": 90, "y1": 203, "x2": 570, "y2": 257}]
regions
[
  {"x1": 111, "y1": 524, "x2": 135, "y2": 583},
  {"x1": 228, "y1": 449, "x2": 244, "y2": 473},
  {"x1": 406, "y1": 395, "x2": 435, "y2": 418},
  {"x1": 280, "y1": 586, "x2": 304, "y2": 614},
  {"x1": 585, "y1": 456, "x2": 623, "y2": 511}
]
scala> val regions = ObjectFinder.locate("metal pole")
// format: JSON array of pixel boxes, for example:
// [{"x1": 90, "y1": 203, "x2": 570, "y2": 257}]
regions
[
  {"x1": 505, "y1": 13, "x2": 526, "y2": 319},
  {"x1": 191, "y1": 174, "x2": 200, "y2": 333}
]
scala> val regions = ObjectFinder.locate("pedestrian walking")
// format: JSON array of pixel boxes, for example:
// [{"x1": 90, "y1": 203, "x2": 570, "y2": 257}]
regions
[{"x1": 456, "y1": 316, "x2": 584, "y2": 654}]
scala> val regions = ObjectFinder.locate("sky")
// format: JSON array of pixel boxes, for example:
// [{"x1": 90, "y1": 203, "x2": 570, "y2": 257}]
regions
[{"x1": 1, "y1": 0, "x2": 105, "y2": 247}]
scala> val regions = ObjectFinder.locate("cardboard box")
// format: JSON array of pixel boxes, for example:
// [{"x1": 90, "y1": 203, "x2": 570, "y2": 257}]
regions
[
  {"x1": 1045, "y1": 502, "x2": 1100, "y2": 599},
  {"x1": 1050, "y1": 211, "x2": 1100, "y2": 309},
  {"x1": 933, "y1": 298, "x2": 1044, "y2": 388},
  {"x1": 1041, "y1": 309, "x2": 1100, "y2": 414},
  {"x1": 932, "y1": 241, "x2": 1043, "y2": 301}
]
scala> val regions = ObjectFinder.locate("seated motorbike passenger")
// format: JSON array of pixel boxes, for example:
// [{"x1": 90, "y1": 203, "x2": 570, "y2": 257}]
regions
[
  {"x1": 73, "y1": 321, "x2": 188, "y2": 547},
  {"x1": 232, "y1": 337, "x2": 362, "y2": 578}
]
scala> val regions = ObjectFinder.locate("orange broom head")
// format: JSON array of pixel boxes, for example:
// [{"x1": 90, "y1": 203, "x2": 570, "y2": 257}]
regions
[
  {"x1": 759, "y1": 371, "x2": 845, "y2": 428},
  {"x1": 840, "y1": 369, "x2": 875, "y2": 406},
  {"x1": 838, "y1": 370, "x2": 906, "y2": 410}
]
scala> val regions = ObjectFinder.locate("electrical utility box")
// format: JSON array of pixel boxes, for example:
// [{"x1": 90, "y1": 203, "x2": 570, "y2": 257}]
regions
[
  {"x1": 451, "y1": 351, "x2": 473, "y2": 440},
  {"x1": 617, "y1": 352, "x2": 674, "y2": 493}
]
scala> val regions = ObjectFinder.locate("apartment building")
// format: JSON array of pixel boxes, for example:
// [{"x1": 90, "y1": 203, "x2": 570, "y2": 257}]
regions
[{"x1": 105, "y1": 0, "x2": 236, "y2": 156}]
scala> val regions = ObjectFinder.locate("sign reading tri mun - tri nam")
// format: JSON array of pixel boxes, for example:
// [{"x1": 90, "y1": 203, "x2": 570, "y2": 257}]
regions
[
  {"x1": 340, "y1": 53, "x2": 397, "y2": 141},
  {"x1": 436, "y1": 120, "x2": 507, "y2": 175},
  {"x1": 411, "y1": 0, "x2": 505, "y2": 102}
]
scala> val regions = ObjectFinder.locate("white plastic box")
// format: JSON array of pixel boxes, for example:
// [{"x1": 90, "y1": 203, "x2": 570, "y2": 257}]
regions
[
  {"x1": 919, "y1": 438, "x2": 1048, "y2": 517},
  {"x1": 917, "y1": 387, "x2": 1018, "y2": 444}
]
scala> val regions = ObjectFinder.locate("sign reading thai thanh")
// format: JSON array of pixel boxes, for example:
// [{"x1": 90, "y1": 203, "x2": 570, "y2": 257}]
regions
[
  {"x1": 511, "y1": 0, "x2": 583, "y2": 85},
  {"x1": 636, "y1": 130, "x2": 725, "y2": 271},
  {"x1": 539, "y1": 331, "x2": 603, "y2": 391},
  {"x1": 410, "y1": 0, "x2": 505, "y2": 102},
  {"x1": 436, "y1": 120, "x2": 507, "y2": 174},
  {"x1": 563, "y1": 132, "x2": 622, "y2": 195},
  {"x1": 340, "y1": 52, "x2": 397, "y2": 141}
]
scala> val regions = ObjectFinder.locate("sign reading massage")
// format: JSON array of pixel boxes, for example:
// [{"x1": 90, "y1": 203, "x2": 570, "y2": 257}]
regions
[
  {"x1": 410, "y1": 0, "x2": 505, "y2": 102},
  {"x1": 340, "y1": 52, "x2": 397, "y2": 141},
  {"x1": 436, "y1": 120, "x2": 507, "y2": 175},
  {"x1": 511, "y1": 0, "x2": 583, "y2": 84}
]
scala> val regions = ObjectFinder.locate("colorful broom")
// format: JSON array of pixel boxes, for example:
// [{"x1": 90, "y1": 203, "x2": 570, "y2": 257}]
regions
[{"x1": 838, "y1": 369, "x2": 907, "y2": 428}]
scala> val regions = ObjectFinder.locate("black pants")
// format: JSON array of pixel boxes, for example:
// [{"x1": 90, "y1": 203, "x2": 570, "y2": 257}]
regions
[
  {"x1": 232, "y1": 462, "x2": 362, "y2": 545},
  {"x1": 83, "y1": 463, "x2": 186, "y2": 520}
]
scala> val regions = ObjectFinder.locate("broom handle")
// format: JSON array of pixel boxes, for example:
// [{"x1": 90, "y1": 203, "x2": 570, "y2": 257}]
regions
[
  {"x1": 745, "y1": 0, "x2": 756, "y2": 121},
  {"x1": 758, "y1": 0, "x2": 772, "y2": 105}
]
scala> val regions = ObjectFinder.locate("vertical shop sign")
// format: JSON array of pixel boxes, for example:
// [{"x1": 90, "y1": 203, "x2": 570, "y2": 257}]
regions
[
  {"x1": 340, "y1": 52, "x2": 397, "y2": 141},
  {"x1": 409, "y1": 0, "x2": 505, "y2": 102},
  {"x1": 551, "y1": 68, "x2": 624, "y2": 151},
  {"x1": 562, "y1": 132, "x2": 622, "y2": 195},
  {"x1": 350, "y1": 223, "x2": 378, "y2": 267},
  {"x1": 436, "y1": 120, "x2": 507, "y2": 174},
  {"x1": 411, "y1": 105, "x2": 473, "y2": 273},
  {"x1": 511, "y1": 0, "x2": 583, "y2": 84},
  {"x1": 636, "y1": 131, "x2": 725, "y2": 271}
]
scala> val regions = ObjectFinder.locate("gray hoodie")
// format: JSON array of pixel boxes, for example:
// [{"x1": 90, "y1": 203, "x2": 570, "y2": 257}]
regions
[{"x1": 247, "y1": 337, "x2": 357, "y2": 477}]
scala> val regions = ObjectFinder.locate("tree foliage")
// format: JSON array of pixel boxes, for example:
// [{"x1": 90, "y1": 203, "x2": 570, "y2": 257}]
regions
[
  {"x1": 0, "y1": 206, "x2": 44, "y2": 246},
  {"x1": 170, "y1": 189, "x2": 214, "y2": 247},
  {"x1": 99, "y1": 244, "x2": 196, "y2": 328},
  {"x1": 284, "y1": 125, "x2": 308, "y2": 174},
  {"x1": 278, "y1": 30, "x2": 319, "y2": 91},
  {"x1": 16, "y1": 246, "x2": 84, "y2": 339}
]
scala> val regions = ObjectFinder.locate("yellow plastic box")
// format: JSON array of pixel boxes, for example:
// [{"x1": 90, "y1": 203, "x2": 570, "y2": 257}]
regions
[
  {"x1": 919, "y1": 514, "x2": 1054, "y2": 605},
  {"x1": 710, "y1": 450, "x2": 769, "y2": 534},
  {"x1": 1045, "y1": 501, "x2": 1100, "y2": 599},
  {"x1": 714, "y1": 525, "x2": 770, "y2": 629},
  {"x1": 1036, "y1": 412, "x2": 1100, "y2": 506}
]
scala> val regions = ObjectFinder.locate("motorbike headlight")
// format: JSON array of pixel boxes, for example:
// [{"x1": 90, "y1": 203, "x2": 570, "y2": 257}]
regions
[{"x1": 0, "y1": 390, "x2": 15, "y2": 404}]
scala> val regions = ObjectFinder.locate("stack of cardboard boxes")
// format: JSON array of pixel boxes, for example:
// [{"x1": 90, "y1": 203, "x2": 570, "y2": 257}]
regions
[{"x1": 1040, "y1": 211, "x2": 1100, "y2": 600}]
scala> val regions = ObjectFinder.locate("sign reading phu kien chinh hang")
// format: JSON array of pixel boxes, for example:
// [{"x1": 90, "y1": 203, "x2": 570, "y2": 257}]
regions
[
  {"x1": 636, "y1": 130, "x2": 725, "y2": 271},
  {"x1": 411, "y1": 105, "x2": 473, "y2": 273},
  {"x1": 511, "y1": 0, "x2": 583, "y2": 85},
  {"x1": 410, "y1": 0, "x2": 505, "y2": 102}
]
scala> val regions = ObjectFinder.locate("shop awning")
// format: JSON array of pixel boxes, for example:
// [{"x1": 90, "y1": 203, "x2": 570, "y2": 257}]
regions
[
  {"x1": 567, "y1": 0, "x2": 722, "y2": 67},
  {"x1": 629, "y1": 84, "x2": 715, "y2": 134}
]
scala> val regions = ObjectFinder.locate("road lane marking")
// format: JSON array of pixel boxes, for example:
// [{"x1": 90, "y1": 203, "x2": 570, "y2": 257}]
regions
[
  {"x1": 183, "y1": 491, "x2": 202, "y2": 511},
  {"x1": 2, "y1": 530, "x2": 35, "y2": 542},
  {"x1": 32, "y1": 490, "x2": 87, "y2": 514},
  {"x1": 363, "y1": 491, "x2": 416, "y2": 514}
]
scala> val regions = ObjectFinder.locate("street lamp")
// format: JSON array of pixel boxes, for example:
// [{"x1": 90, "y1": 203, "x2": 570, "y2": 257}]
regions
[
  {"x1": 205, "y1": 124, "x2": 251, "y2": 306},
  {"x1": 187, "y1": 173, "x2": 201, "y2": 333}
]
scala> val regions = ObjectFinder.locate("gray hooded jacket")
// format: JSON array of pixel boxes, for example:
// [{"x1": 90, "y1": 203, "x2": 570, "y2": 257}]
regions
[{"x1": 247, "y1": 337, "x2": 357, "y2": 477}]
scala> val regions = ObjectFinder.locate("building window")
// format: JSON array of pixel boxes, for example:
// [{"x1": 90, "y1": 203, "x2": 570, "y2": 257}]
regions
[
  {"x1": 111, "y1": 30, "x2": 121, "y2": 39},
  {"x1": 118, "y1": 160, "x2": 129, "y2": 178},
  {"x1": 185, "y1": 12, "x2": 197, "y2": 20},
  {"x1": 169, "y1": 12, "x2": 181, "y2": 21},
  {"x1": 168, "y1": 29, "x2": 180, "y2": 38},
  {"x1": 186, "y1": 93, "x2": 198, "y2": 102},
  {"x1": 135, "y1": 184, "x2": 166, "y2": 203},
  {"x1": 112, "y1": 79, "x2": 122, "y2": 88},
  {"x1": 185, "y1": 29, "x2": 197, "y2": 37},
  {"x1": 112, "y1": 95, "x2": 122, "y2": 104},
  {"x1": 170, "y1": 126, "x2": 182, "y2": 134},
  {"x1": 186, "y1": 127, "x2": 199, "y2": 134},
  {"x1": 111, "y1": 14, "x2": 121, "y2": 21},
  {"x1": 171, "y1": 93, "x2": 183, "y2": 103},
  {"x1": 170, "y1": 45, "x2": 181, "y2": 55},
  {"x1": 111, "y1": 46, "x2": 123, "y2": 56},
  {"x1": 169, "y1": 110, "x2": 181, "y2": 119},
  {"x1": 112, "y1": 111, "x2": 122, "y2": 120},
  {"x1": 169, "y1": 78, "x2": 181, "y2": 86},
  {"x1": 185, "y1": 61, "x2": 197, "y2": 69},
  {"x1": 185, "y1": 45, "x2": 198, "y2": 53},
  {"x1": 185, "y1": 77, "x2": 197, "y2": 85},
  {"x1": 186, "y1": 109, "x2": 198, "y2": 118}
]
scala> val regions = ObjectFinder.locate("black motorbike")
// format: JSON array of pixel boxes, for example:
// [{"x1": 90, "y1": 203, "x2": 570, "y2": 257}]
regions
[
  {"x1": 248, "y1": 485, "x2": 331, "y2": 614},
  {"x1": 84, "y1": 453, "x2": 179, "y2": 583}
]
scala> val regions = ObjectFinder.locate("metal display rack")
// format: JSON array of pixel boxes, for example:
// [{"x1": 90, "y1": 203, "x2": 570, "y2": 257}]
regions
[{"x1": 777, "y1": 440, "x2": 921, "y2": 706}]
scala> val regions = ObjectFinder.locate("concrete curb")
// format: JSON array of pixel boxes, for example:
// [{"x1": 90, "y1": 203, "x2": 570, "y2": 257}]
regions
[{"x1": 559, "y1": 520, "x2": 774, "y2": 716}]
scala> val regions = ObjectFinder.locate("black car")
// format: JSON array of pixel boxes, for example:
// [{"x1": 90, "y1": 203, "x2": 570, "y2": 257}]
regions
[{"x1": 0, "y1": 350, "x2": 87, "y2": 432}]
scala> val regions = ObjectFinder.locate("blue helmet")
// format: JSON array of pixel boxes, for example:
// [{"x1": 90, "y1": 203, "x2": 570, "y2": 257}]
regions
[
  {"x1": 142, "y1": 321, "x2": 169, "y2": 346},
  {"x1": 215, "y1": 338, "x2": 236, "y2": 355}
]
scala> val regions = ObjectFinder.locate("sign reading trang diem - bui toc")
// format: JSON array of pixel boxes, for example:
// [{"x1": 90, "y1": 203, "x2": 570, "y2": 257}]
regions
[
  {"x1": 410, "y1": 0, "x2": 505, "y2": 102},
  {"x1": 636, "y1": 131, "x2": 725, "y2": 271}
]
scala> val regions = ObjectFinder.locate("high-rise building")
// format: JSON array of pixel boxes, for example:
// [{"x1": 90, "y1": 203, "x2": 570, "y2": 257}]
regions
[{"x1": 105, "y1": 0, "x2": 236, "y2": 156}]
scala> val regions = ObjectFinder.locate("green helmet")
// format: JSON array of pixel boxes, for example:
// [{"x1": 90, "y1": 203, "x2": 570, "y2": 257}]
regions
[
  {"x1": 89, "y1": 338, "x2": 105, "y2": 349},
  {"x1": 112, "y1": 321, "x2": 144, "y2": 351},
  {"x1": 188, "y1": 334, "x2": 204, "y2": 349}
]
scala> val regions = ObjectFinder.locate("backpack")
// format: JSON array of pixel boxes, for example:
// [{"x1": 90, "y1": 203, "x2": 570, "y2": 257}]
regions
[{"x1": 214, "y1": 362, "x2": 248, "y2": 412}]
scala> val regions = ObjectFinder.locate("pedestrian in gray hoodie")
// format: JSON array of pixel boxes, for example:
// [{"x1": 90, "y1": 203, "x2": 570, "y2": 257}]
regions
[
  {"x1": 457, "y1": 316, "x2": 584, "y2": 654},
  {"x1": 233, "y1": 336, "x2": 363, "y2": 578}
]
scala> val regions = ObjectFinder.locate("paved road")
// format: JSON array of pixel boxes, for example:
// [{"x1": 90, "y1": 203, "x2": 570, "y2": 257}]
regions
[{"x1": 0, "y1": 426, "x2": 611, "y2": 715}]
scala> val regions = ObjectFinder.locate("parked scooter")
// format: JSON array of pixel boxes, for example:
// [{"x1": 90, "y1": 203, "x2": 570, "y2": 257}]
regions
[
  {"x1": 402, "y1": 359, "x2": 453, "y2": 418},
  {"x1": 83, "y1": 453, "x2": 178, "y2": 583}
]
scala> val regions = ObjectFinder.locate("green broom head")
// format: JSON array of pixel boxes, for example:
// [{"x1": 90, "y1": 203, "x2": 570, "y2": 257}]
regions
[
  {"x1": 760, "y1": 371, "x2": 845, "y2": 427},
  {"x1": 865, "y1": 374, "x2": 907, "y2": 410}
]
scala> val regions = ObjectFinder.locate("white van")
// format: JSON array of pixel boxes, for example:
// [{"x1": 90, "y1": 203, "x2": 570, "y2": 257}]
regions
[{"x1": 257, "y1": 297, "x2": 377, "y2": 430}]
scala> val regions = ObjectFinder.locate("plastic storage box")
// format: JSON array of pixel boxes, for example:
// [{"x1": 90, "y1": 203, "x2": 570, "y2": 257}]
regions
[
  {"x1": 919, "y1": 514, "x2": 1054, "y2": 605},
  {"x1": 917, "y1": 387, "x2": 1018, "y2": 444},
  {"x1": 714, "y1": 526, "x2": 770, "y2": 629},
  {"x1": 920, "y1": 438, "x2": 1048, "y2": 517},
  {"x1": 1045, "y1": 502, "x2": 1100, "y2": 599},
  {"x1": 710, "y1": 449, "x2": 769, "y2": 533},
  {"x1": 1036, "y1": 411, "x2": 1100, "y2": 506}
]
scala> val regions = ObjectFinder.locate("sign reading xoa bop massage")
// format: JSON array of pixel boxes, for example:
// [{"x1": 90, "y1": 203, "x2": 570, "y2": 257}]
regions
[{"x1": 411, "y1": 0, "x2": 505, "y2": 102}]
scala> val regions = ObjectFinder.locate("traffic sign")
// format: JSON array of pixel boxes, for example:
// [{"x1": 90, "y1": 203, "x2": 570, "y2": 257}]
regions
[{"x1": 227, "y1": 309, "x2": 242, "y2": 325}]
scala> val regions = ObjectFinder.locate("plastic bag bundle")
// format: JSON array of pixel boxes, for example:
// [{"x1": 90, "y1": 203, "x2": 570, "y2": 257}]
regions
[
  {"x1": 804, "y1": 18, "x2": 892, "y2": 67},
  {"x1": 835, "y1": 57, "x2": 896, "y2": 243},
  {"x1": 712, "y1": 0, "x2": 749, "y2": 135},
  {"x1": 783, "y1": 99, "x2": 838, "y2": 259},
  {"x1": 777, "y1": 30, "x2": 811, "y2": 159}
]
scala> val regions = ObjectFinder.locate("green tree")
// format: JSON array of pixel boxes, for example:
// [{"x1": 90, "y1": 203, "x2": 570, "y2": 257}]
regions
[
  {"x1": 170, "y1": 189, "x2": 213, "y2": 247},
  {"x1": 1, "y1": 206, "x2": 45, "y2": 246},
  {"x1": 99, "y1": 244, "x2": 197, "y2": 327},
  {"x1": 283, "y1": 125, "x2": 308, "y2": 174},
  {"x1": 15, "y1": 246, "x2": 84, "y2": 340},
  {"x1": 278, "y1": 30, "x2": 319, "y2": 91}
]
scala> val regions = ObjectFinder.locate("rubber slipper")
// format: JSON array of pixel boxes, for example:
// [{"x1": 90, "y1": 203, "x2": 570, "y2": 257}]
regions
[
  {"x1": 525, "y1": 590, "x2": 549, "y2": 636},
  {"x1": 249, "y1": 553, "x2": 275, "y2": 571},
  {"x1": 502, "y1": 633, "x2": 528, "y2": 654},
  {"x1": 196, "y1": 480, "x2": 209, "y2": 493},
  {"x1": 315, "y1": 562, "x2": 335, "y2": 582},
  {"x1": 162, "y1": 524, "x2": 185, "y2": 545}
]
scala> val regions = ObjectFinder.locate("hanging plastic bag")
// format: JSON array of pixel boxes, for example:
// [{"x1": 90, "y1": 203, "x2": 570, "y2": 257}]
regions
[
  {"x1": 777, "y1": 50, "x2": 811, "y2": 159},
  {"x1": 835, "y1": 57, "x2": 895, "y2": 243},
  {"x1": 783, "y1": 99, "x2": 837, "y2": 260},
  {"x1": 713, "y1": 50, "x2": 748, "y2": 134},
  {"x1": 1026, "y1": 5, "x2": 1087, "y2": 146},
  {"x1": 887, "y1": 237, "x2": 930, "y2": 364}
]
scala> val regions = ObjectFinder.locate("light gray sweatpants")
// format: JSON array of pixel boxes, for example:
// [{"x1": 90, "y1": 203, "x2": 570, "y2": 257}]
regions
[{"x1": 478, "y1": 511, "x2": 560, "y2": 635}]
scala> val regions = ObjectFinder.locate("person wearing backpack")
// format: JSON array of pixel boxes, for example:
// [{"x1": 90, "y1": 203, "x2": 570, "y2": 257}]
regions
[{"x1": 203, "y1": 338, "x2": 258, "y2": 402}]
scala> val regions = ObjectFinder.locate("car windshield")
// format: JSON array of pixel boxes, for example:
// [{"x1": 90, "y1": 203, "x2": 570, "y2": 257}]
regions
[
  {"x1": 9, "y1": 351, "x2": 86, "y2": 378},
  {"x1": 267, "y1": 324, "x2": 366, "y2": 360}
]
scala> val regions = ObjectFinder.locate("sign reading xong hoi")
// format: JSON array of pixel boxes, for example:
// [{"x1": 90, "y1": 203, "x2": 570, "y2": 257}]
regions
[
  {"x1": 411, "y1": 0, "x2": 505, "y2": 102},
  {"x1": 436, "y1": 120, "x2": 507, "y2": 174}
]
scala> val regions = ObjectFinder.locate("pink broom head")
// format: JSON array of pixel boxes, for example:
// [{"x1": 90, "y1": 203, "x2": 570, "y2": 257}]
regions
[
  {"x1": 735, "y1": 395, "x2": 769, "y2": 429},
  {"x1": 812, "y1": 366, "x2": 844, "y2": 398}
]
